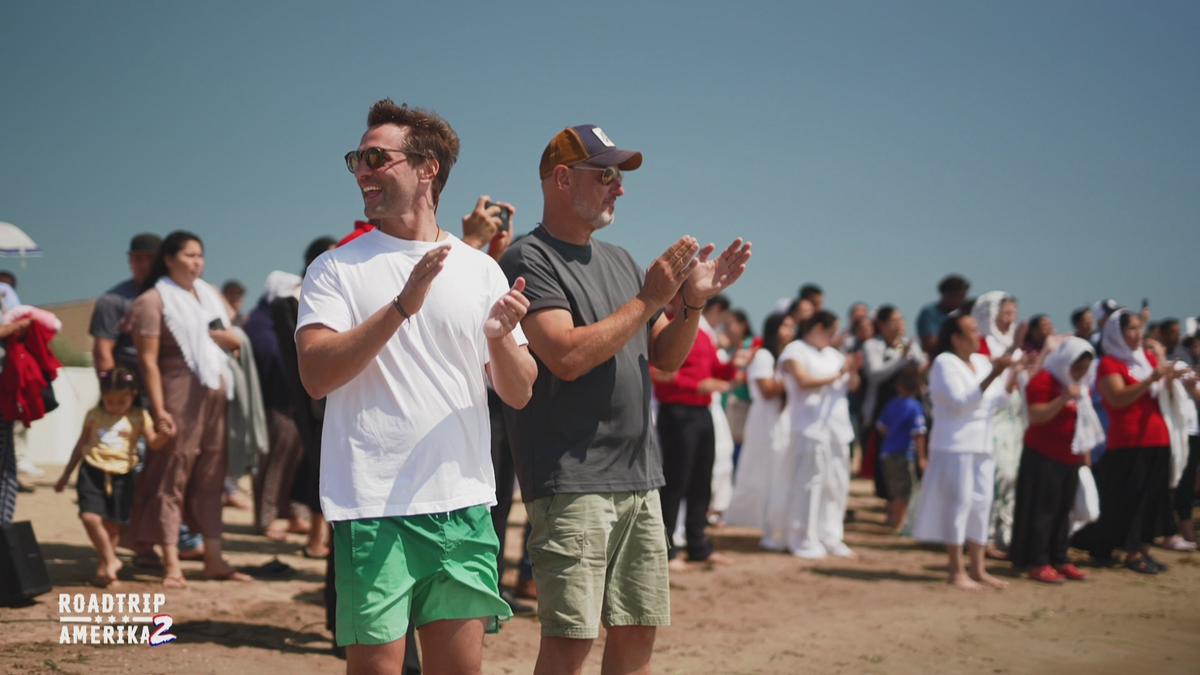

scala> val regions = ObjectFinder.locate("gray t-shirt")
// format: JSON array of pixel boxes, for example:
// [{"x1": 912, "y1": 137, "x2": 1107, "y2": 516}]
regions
[
  {"x1": 89, "y1": 279, "x2": 140, "y2": 371},
  {"x1": 499, "y1": 226, "x2": 664, "y2": 500}
]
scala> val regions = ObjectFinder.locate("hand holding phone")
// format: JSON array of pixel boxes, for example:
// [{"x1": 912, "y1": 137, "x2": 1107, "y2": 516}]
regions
[{"x1": 486, "y1": 201, "x2": 512, "y2": 232}]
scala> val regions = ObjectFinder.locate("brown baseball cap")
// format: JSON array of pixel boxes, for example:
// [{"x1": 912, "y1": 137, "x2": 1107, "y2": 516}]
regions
[{"x1": 539, "y1": 124, "x2": 643, "y2": 180}]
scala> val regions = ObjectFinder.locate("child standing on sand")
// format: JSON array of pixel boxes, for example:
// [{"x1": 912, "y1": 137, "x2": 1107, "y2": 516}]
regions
[
  {"x1": 55, "y1": 368, "x2": 171, "y2": 587},
  {"x1": 875, "y1": 366, "x2": 927, "y2": 532}
]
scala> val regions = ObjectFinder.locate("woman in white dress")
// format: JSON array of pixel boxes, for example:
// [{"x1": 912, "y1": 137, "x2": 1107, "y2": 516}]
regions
[
  {"x1": 724, "y1": 313, "x2": 795, "y2": 533},
  {"x1": 913, "y1": 311, "x2": 1018, "y2": 590},
  {"x1": 971, "y1": 291, "x2": 1028, "y2": 558},
  {"x1": 772, "y1": 311, "x2": 862, "y2": 558}
]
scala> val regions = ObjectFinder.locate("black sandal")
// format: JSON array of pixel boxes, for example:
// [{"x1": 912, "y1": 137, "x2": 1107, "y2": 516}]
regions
[
  {"x1": 1124, "y1": 556, "x2": 1158, "y2": 575},
  {"x1": 1144, "y1": 554, "x2": 1169, "y2": 572}
]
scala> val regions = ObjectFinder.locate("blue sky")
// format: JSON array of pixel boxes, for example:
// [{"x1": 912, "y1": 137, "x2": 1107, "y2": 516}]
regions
[{"x1": 2, "y1": 1, "x2": 1197, "y2": 333}]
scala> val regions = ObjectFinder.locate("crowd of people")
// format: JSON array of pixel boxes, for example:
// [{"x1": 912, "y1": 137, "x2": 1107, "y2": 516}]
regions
[
  {"x1": 713, "y1": 279, "x2": 1200, "y2": 590},
  {"x1": 2, "y1": 99, "x2": 1197, "y2": 675}
]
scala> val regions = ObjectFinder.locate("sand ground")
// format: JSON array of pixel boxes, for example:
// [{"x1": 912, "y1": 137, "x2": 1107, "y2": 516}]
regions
[{"x1": 2, "y1": 470, "x2": 1198, "y2": 675}]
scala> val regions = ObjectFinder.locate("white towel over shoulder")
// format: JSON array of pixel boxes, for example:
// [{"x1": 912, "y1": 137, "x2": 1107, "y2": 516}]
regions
[{"x1": 156, "y1": 276, "x2": 234, "y2": 399}]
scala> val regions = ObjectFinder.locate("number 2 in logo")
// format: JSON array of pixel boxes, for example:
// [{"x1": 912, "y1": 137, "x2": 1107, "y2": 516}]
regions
[{"x1": 150, "y1": 614, "x2": 177, "y2": 646}]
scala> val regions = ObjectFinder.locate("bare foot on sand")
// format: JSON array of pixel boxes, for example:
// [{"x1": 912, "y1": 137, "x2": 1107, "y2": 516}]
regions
[
  {"x1": 948, "y1": 572, "x2": 983, "y2": 592},
  {"x1": 91, "y1": 558, "x2": 124, "y2": 588},
  {"x1": 704, "y1": 552, "x2": 736, "y2": 566},
  {"x1": 286, "y1": 518, "x2": 311, "y2": 535},
  {"x1": 970, "y1": 572, "x2": 1009, "y2": 590},
  {"x1": 203, "y1": 562, "x2": 253, "y2": 582},
  {"x1": 90, "y1": 571, "x2": 115, "y2": 588},
  {"x1": 668, "y1": 558, "x2": 690, "y2": 574}
]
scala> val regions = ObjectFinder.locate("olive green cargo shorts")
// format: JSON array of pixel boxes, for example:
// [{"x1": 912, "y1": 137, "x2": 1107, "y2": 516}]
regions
[{"x1": 525, "y1": 490, "x2": 671, "y2": 639}]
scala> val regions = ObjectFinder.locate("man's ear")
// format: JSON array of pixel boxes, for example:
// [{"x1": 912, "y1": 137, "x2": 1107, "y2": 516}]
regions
[
  {"x1": 418, "y1": 157, "x2": 440, "y2": 183},
  {"x1": 553, "y1": 165, "x2": 572, "y2": 191}
]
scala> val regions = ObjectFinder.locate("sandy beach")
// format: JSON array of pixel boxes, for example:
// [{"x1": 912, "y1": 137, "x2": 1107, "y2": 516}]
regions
[{"x1": 2, "y1": 472, "x2": 1198, "y2": 675}]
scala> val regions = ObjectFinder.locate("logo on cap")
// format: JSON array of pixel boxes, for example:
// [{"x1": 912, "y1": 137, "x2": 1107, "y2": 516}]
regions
[{"x1": 591, "y1": 127, "x2": 616, "y2": 148}]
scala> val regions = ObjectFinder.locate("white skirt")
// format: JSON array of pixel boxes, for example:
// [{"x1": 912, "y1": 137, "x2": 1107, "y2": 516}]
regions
[
  {"x1": 709, "y1": 397, "x2": 736, "y2": 513},
  {"x1": 724, "y1": 400, "x2": 787, "y2": 529},
  {"x1": 912, "y1": 450, "x2": 994, "y2": 546}
]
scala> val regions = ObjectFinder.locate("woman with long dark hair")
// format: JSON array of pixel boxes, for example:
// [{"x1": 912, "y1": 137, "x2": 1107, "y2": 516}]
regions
[
  {"x1": 1009, "y1": 337, "x2": 1102, "y2": 583},
  {"x1": 772, "y1": 310, "x2": 861, "y2": 558},
  {"x1": 123, "y1": 231, "x2": 250, "y2": 586},
  {"x1": 1072, "y1": 310, "x2": 1180, "y2": 573},
  {"x1": 912, "y1": 312, "x2": 1017, "y2": 591},
  {"x1": 723, "y1": 313, "x2": 794, "y2": 537}
]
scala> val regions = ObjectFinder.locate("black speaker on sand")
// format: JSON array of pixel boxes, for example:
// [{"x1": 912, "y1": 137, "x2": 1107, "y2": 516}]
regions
[{"x1": 0, "y1": 521, "x2": 52, "y2": 607}]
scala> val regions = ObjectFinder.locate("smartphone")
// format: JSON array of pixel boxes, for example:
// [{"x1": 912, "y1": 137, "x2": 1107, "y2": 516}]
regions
[
  {"x1": 208, "y1": 319, "x2": 224, "y2": 331},
  {"x1": 1142, "y1": 298, "x2": 1149, "y2": 310},
  {"x1": 485, "y1": 201, "x2": 511, "y2": 232}
]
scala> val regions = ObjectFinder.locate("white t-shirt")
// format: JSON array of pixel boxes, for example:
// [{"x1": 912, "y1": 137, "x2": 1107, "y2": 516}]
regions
[
  {"x1": 778, "y1": 340, "x2": 854, "y2": 444},
  {"x1": 297, "y1": 230, "x2": 526, "y2": 521},
  {"x1": 747, "y1": 349, "x2": 776, "y2": 402}
]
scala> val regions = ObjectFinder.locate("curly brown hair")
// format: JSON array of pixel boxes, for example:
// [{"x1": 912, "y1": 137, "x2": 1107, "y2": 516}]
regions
[{"x1": 367, "y1": 99, "x2": 460, "y2": 209}]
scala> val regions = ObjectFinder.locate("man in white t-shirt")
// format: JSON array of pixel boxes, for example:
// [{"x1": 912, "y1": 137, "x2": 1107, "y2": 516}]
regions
[{"x1": 296, "y1": 99, "x2": 537, "y2": 675}]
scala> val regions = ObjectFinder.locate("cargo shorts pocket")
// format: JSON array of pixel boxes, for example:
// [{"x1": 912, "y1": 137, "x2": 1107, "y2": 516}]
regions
[{"x1": 527, "y1": 494, "x2": 586, "y2": 560}]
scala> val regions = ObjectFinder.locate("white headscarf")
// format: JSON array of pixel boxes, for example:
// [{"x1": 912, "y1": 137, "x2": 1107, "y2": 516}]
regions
[
  {"x1": 263, "y1": 271, "x2": 302, "y2": 304},
  {"x1": 1044, "y1": 337, "x2": 1105, "y2": 455},
  {"x1": 971, "y1": 290, "x2": 1017, "y2": 354},
  {"x1": 1100, "y1": 309, "x2": 1155, "y2": 384},
  {"x1": 156, "y1": 276, "x2": 235, "y2": 399}
]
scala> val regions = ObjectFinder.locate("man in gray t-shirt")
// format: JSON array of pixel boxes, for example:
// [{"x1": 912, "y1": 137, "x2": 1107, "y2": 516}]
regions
[
  {"x1": 501, "y1": 227, "x2": 663, "y2": 500},
  {"x1": 500, "y1": 124, "x2": 750, "y2": 673},
  {"x1": 89, "y1": 233, "x2": 160, "y2": 375}
]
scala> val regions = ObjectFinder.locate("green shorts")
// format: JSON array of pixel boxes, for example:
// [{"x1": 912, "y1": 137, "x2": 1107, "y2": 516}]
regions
[
  {"x1": 333, "y1": 504, "x2": 512, "y2": 646},
  {"x1": 526, "y1": 490, "x2": 670, "y2": 639},
  {"x1": 881, "y1": 453, "x2": 916, "y2": 501}
]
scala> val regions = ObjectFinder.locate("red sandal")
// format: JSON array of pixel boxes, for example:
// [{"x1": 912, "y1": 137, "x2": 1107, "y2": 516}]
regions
[
  {"x1": 1028, "y1": 565, "x2": 1065, "y2": 584},
  {"x1": 1055, "y1": 563, "x2": 1088, "y2": 581}
]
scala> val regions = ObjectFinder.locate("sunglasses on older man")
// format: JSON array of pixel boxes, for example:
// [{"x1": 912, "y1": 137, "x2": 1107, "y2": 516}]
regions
[
  {"x1": 572, "y1": 164, "x2": 624, "y2": 185},
  {"x1": 344, "y1": 147, "x2": 424, "y2": 173}
]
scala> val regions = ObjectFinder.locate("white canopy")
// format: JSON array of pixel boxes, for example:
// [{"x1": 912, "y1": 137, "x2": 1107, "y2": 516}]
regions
[{"x1": 0, "y1": 221, "x2": 42, "y2": 258}]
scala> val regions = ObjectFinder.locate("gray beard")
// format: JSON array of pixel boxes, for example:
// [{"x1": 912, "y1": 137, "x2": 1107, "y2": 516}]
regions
[{"x1": 572, "y1": 191, "x2": 614, "y2": 230}]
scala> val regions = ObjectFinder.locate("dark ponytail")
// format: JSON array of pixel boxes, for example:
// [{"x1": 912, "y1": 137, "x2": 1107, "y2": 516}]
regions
[
  {"x1": 762, "y1": 312, "x2": 789, "y2": 359},
  {"x1": 935, "y1": 311, "x2": 968, "y2": 357},
  {"x1": 141, "y1": 230, "x2": 202, "y2": 294}
]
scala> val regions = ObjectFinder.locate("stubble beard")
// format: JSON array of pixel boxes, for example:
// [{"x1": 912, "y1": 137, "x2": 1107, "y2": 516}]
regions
[
  {"x1": 364, "y1": 184, "x2": 415, "y2": 222},
  {"x1": 572, "y1": 190, "x2": 614, "y2": 230}
]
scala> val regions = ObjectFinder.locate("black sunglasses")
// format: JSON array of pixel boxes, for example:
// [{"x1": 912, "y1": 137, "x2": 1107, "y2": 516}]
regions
[{"x1": 344, "y1": 147, "x2": 423, "y2": 173}]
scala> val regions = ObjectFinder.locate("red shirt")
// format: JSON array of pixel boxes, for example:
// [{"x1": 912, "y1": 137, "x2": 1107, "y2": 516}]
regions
[
  {"x1": 1097, "y1": 353, "x2": 1170, "y2": 449},
  {"x1": 652, "y1": 329, "x2": 738, "y2": 407},
  {"x1": 337, "y1": 221, "x2": 375, "y2": 248},
  {"x1": 1023, "y1": 370, "x2": 1083, "y2": 465}
]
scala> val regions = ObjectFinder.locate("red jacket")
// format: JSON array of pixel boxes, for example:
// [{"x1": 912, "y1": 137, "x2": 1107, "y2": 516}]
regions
[
  {"x1": 1, "y1": 321, "x2": 62, "y2": 425},
  {"x1": 652, "y1": 329, "x2": 738, "y2": 407}
]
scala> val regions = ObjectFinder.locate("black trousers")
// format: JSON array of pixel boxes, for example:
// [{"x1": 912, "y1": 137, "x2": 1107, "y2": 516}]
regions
[
  {"x1": 1008, "y1": 447, "x2": 1080, "y2": 568},
  {"x1": 1071, "y1": 446, "x2": 1171, "y2": 558},
  {"x1": 1173, "y1": 435, "x2": 1200, "y2": 524},
  {"x1": 657, "y1": 403, "x2": 715, "y2": 561},
  {"x1": 488, "y1": 390, "x2": 516, "y2": 582}
]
